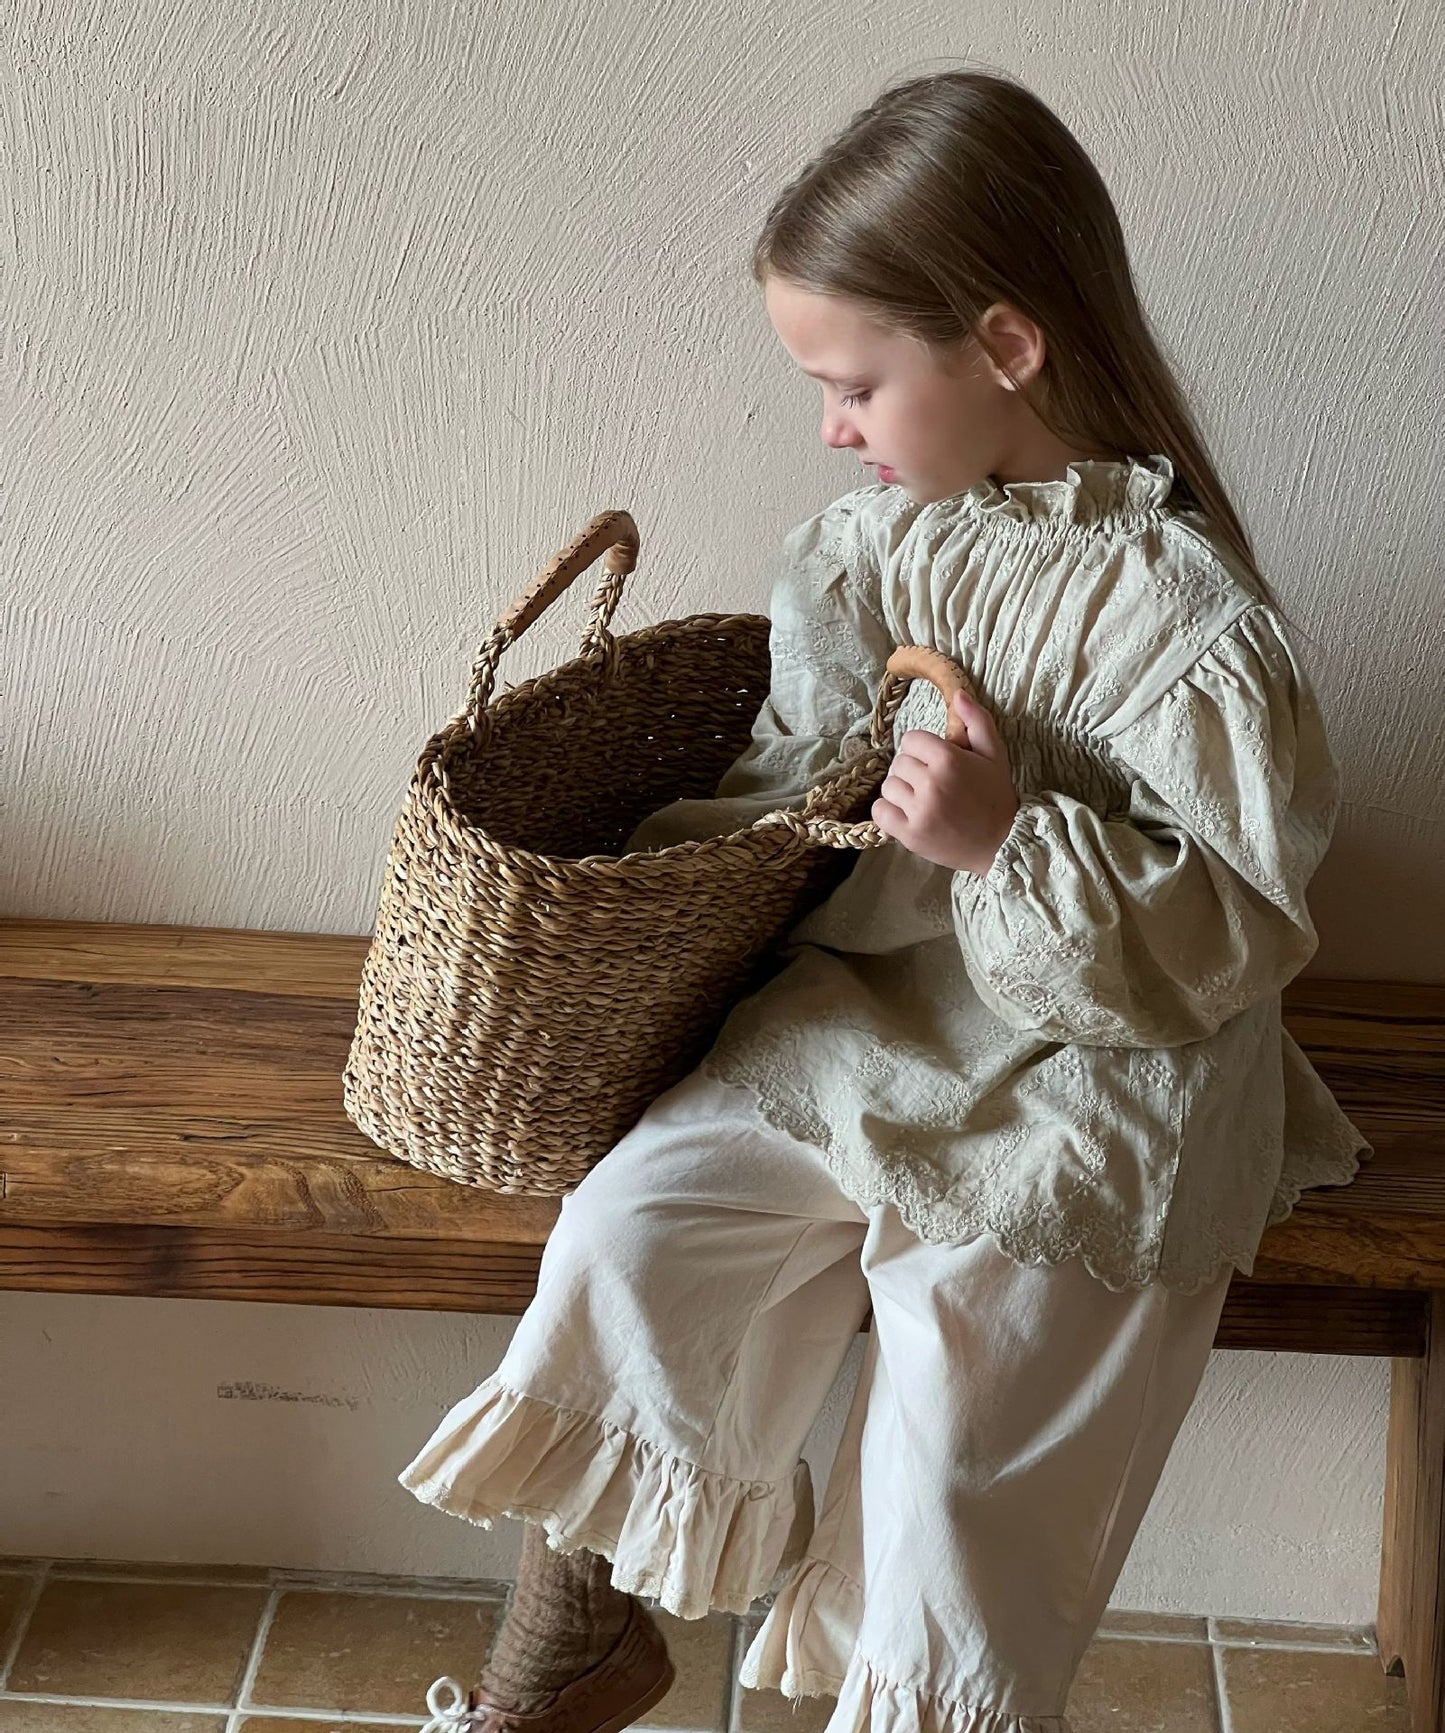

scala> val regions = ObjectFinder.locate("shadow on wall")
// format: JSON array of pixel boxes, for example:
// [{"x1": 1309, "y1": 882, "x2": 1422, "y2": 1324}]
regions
[
  {"x1": 0, "y1": 797, "x2": 389, "y2": 937},
  {"x1": 1308, "y1": 805, "x2": 1445, "y2": 981},
  {"x1": 1, "y1": 777, "x2": 1440, "y2": 982}
]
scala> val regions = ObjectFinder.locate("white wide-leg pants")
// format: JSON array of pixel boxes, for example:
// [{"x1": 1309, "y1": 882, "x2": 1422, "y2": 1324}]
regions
[{"x1": 399, "y1": 1067, "x2": 1231, "y2": 1733}]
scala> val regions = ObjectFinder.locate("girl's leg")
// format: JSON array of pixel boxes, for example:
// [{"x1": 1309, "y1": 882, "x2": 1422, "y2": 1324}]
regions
[
  {"x1": 476, "y1": 1521, "x2": 643, "y2": 1711},
  {"x1": 399, "y1": 1069, "x2": 873, "y2": 1622},
  {"x1": 737, "y1": 1330, "x2": 873, "y2": 1699},
  {"x1": 741, "y1": 1220, "x2": 1231, "y2": 1733}
]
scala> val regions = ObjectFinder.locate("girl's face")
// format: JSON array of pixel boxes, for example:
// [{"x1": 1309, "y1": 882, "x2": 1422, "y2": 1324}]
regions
[{"x1": 763, "y1": 275, "x2": 1020, "y2": 505}]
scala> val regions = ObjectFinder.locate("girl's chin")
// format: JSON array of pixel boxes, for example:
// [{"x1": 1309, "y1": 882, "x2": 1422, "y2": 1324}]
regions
[{"x1": 905, "y1": 475, "x2": 974, "y2": 505}]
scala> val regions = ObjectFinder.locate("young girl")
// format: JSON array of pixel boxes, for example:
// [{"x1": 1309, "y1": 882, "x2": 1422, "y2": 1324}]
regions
[{"x1": 406, "y1": 67, "x2": 1369, "y2": 1733}]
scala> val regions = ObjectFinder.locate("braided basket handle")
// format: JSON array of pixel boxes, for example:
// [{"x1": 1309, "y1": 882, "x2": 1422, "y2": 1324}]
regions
[
  {"x1": 464, "y1": 510, "x2": 641, "y2": 722},
  {"x1": 874, "y1": 645, "x2": 972, "y2": 749},
  {"x1": 761, "y1": 643, "x2": 978, "y2": 851}
]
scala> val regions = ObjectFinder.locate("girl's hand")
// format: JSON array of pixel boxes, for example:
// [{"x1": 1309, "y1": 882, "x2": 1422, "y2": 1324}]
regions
[{"x1": 871, "y1": 690, "x2": 1020, "y2": 875}]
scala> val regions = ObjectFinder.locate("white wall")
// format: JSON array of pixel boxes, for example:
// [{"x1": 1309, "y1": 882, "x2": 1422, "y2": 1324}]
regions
[
  {"x1": 0, "y1": 1293, "x2": 1389, "y2": 1623},
  {"x1": 2, "y1": 0, "x2": 1439, "y2": 1619}
]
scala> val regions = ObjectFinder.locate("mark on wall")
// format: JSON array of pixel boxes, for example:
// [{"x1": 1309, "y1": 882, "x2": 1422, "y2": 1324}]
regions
[{"x1": 216, "y1": 1379, "x2": 359, "y2": 1410}]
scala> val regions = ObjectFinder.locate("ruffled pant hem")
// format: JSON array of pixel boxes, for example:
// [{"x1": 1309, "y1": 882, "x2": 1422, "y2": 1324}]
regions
[
  {"x1": 740, "y1": 1553, "x2": 859, "y2": 1695},
  {"x1": 761, "y1": 1651, "x2": 1071, "y2": 1733},
  {"x1": 826, "y1": 1655, "x2": 1071, "y2": 1733},
  {"x1": 397, "y1": 1376, "x2": 811, "y2": 1620},
  {"x1": 741, "y1": 1559, "x2": 1070, "y2": 1731}
]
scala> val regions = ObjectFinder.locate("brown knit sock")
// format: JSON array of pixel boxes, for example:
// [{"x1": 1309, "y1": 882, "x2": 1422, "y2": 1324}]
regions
[{"x1": 480, "y1": 1522, "x2": 641, "y2": 1711}]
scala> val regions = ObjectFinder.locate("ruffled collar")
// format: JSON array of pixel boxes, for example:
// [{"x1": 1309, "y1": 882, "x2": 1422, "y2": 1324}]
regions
[{"x1": 923, "y1": 454, "x2": 1176, "y2": 527}]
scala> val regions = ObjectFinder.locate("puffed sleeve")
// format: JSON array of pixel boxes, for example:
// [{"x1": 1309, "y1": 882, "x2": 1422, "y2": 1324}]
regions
[
  {"x1": 624, "y1": 489, "x2": 895, "y2": 851},
  {"x1": 950, "y1": 605, "x2": 1338, "y2": 1046}
]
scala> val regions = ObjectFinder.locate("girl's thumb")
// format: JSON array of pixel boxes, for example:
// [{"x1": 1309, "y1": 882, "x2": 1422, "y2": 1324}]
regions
[{"x1": 952, "y1": 689, "x2": 1003, "y2": 759}]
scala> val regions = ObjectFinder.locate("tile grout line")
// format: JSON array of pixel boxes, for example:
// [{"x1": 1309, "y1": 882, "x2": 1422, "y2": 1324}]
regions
[
  {"x1": 225, "y1": 1579, "x2": 284, "y2": 1733},
  {"x1": 0, "y1": 1689, "x2": 237, "y2": 1715},
  {"x1": 1209, "y1": 1623, "x2": 1238, "y2": 1733},
  {"x1": 36, "y1": 1567, "x2": 509, "y2": 1604},
  {"x1": 0, "y1": 1562, "x2": 1381, "y2": 1650},
  {"x1": 265, "y1": 1575, "x2": 509, "y2": 1602},
  {"x1": 1099, "y1": 1630, "x2": 1375, "y2": 1653},
  {"x1": 0, "y1": 1554, "x2": 1383, "y2": 1733},
  {"x1": 226, "y1": 1709, "x2": 423, "y2": 1727},
  {"x1": 724, "y1": 1613, "x2": 747, "y2": 1733},
  {"x1": 0, "y1": 1691, "x2": 426, "y2": 1724},
  {"x1": 0, "y1": 1561, "x2": 51, "y2": 1691}
]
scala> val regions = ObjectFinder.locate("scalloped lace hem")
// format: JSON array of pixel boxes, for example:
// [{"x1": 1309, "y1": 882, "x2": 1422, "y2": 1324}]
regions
[
  {"x1": 397, "y1": 1377, "x2": 812, "y2": 1619},
  {"x1": 698, "y1": 1055, "x2": 1373, "y2": 1296},
  {"x1": 1262, "y1": 1133, "x2": 1372, "y2": 1231},
  {"x1": 1170, "y1": 1124, "x2": 1373, "y2": 1294}
]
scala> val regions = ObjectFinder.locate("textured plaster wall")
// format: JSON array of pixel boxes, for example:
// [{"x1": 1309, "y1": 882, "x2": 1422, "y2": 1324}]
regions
[{"x1": 1, "y1": 0, "x2": 1440, "y2": 1617}]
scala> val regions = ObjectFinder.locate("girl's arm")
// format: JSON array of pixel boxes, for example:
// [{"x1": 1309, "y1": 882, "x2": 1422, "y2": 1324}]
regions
[
  {"x1": 624, "y1": 490, "x2": 893, "y2": 851},
  {"x1": 950, "y1": 605, "x2": 1338, "y2": 1047}
]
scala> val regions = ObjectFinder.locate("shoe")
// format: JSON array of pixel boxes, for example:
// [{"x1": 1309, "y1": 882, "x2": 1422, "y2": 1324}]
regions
[{"x1": 419, "y1": 1598, "x2": 676, "y2": 1733}]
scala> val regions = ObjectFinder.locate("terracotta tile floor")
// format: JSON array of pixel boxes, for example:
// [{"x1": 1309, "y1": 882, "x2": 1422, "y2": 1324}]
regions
[{"x1": 0, "y1": 1556, "x2": 1408, "y2": 1731}]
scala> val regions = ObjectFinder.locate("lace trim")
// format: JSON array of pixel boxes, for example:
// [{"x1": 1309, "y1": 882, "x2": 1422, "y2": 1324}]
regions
[
  {"x1": 1264, "y1": 1121, "x2": 1372, "y2": 1236},
  {"x1": 696, "y1": 1046, "x2": 1371, "y2": 1296}
]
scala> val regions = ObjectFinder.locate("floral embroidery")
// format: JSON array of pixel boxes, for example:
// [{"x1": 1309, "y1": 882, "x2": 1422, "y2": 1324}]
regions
[{"x1": 656, "y1": 458, "x2": 1370, "y2": 1293}]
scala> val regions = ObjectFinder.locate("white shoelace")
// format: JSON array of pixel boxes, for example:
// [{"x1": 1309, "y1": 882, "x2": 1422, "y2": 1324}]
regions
[{"x1": 420, "y1": 1675, "x2": 481, "y2": 1732}]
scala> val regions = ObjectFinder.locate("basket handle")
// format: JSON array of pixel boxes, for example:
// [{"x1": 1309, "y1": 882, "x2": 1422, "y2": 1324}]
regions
[
  {"x1": 464, "y1": 510, "x2": 641, "y2": 722},
  {"x1": 873, "y1": 645, "x2": 972, "y2": 750},
  {"x1": 759, "y1": 643, "x2": 980, "y2": 851}
]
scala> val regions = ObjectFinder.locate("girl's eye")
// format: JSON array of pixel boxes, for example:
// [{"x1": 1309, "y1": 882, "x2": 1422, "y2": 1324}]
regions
[{"x1": 840, "y1": 390, "x2": 871, "y2": 408}]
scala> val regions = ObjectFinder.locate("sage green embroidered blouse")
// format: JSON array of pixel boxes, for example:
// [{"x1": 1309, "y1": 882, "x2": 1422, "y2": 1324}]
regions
[{"x1": 624, "y1": 457, "x2": 1370, "y2": 1294}]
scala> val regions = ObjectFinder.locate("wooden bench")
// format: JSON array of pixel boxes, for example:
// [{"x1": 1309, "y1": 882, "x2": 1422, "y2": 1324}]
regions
[{"x1": 2, "y1": 916, "x2": 1442, "y2": 1729}]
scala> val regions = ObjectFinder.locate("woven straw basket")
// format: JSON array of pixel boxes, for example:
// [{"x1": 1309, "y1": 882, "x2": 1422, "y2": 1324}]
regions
[{"x1": 343, "y1": 508, "x2": 970, "y2": 1195}]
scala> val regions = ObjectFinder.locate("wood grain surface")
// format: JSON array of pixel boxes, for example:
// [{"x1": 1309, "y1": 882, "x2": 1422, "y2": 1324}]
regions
[{"x1": 2, "y1": 917, "x2": 1442, "y2": 1308}]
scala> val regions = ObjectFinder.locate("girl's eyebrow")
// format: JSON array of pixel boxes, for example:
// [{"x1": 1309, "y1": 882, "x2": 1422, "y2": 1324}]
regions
[{"x1": 803, "y1": 368, "x2": 867, "y2": 385}]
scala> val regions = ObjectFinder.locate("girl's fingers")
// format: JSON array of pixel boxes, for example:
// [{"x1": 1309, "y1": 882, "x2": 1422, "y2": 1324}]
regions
[
  {"x1": 952, "y1": 690, "x2": 1005, "y2": 761},
  {"x1": 871, "y1": 795, "x2": 904, "y2": 832},
  {"x1": 897, "y1": 731, "x2": 950, "y2": 768}
]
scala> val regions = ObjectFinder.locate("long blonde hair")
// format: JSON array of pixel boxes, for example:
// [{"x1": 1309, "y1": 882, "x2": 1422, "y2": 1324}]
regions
[{"x1": 753, "y1": 67, "x2": 1277, "y2": 606}]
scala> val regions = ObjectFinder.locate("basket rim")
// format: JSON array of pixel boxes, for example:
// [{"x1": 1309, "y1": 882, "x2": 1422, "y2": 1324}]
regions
[
  {"x1": 458, "y1": 606, "x2": 772, "y2": 742},
  {"x1": 407, "y1": 732, "x2": 886, "y2": 879},
  {"x1": 393, "y1": 605, "x2": 890, "y2": 878}
]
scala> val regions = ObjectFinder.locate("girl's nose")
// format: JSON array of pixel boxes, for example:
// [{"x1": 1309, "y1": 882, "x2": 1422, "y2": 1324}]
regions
[{"x1": 821, "y1": 411, "x2": 861, "y2": 451}]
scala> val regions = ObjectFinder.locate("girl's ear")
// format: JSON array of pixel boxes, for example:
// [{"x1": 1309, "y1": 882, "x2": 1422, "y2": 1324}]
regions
[{"x1": 976, "y1": 301, "x2": 1048, "y2": 391}]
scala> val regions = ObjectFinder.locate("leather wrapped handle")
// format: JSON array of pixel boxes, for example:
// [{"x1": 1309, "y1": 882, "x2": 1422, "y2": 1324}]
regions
[
  {"x1": 464, "y1": 510, "x2": 640, "y2": 722},
  {"x1": 883, "y1": 645, "x2": 971, "y2": 746},
  {"x1": 492, "y1": 511, "x2": 640, "y2": 645}
]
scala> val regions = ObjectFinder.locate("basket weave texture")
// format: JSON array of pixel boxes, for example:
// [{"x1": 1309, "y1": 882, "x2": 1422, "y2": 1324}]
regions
[{"x1": 342, "y1": 509, "x2": 969, "y2": 1194}]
